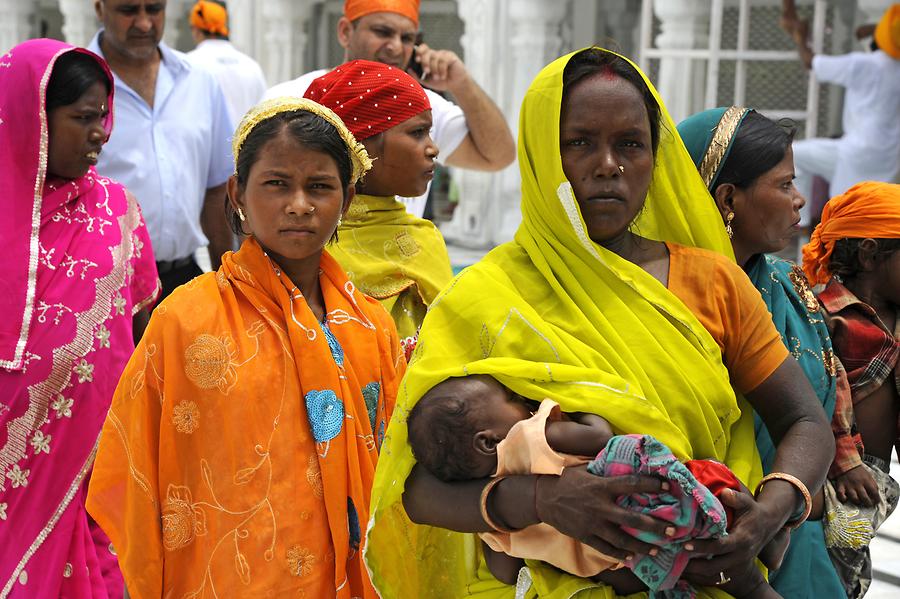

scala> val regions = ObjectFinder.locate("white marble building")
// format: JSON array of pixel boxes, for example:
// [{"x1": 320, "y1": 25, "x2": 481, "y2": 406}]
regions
[{"x1": 2, "y1": 0, "x2": 892, "y2": 248}]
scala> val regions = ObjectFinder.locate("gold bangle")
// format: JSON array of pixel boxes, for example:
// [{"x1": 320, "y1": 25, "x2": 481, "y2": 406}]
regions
[
  {"x1": 480, "y1": 476, "x2": 517, "y2": 534},
  {"x1": 754, "y1": 472, "x2": 812, "y2": 530}
]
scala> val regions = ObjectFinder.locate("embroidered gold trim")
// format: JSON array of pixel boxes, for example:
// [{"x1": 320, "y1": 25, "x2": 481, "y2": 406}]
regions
[
  {"x1": 1, "y1": 48, "x2": 69, "y2": 370},
  {"x1": 232, "y1": 97, "x2": 372, "y2": 184},
  {"x1": 1, "y1": 183, "x2": 143, "y2": 592},
  {"x1": 2, "y1": 440, "x2": 98, "y2": 598},
  {"x1": 132, "y1": 277, "x2": 161, "y2": 315},
  {"x1": 698, "y1": 106, "x2": 750, "y2": 189},
  {"x1": 0, "y1": 181, "x2": 139, "y2": 486}
]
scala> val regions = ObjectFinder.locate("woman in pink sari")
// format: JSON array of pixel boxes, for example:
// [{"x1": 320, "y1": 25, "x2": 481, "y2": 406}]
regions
[{"x1": 0, "y1": 39, "x2": 159, "y2": 597}]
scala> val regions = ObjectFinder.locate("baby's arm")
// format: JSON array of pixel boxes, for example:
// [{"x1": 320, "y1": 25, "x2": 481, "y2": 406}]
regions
[
  {"x1": 545, "y1": 413, "x2": 614, "y2": 457},
  {"x1": 482, "y1": 541, "x2": 525, "y2": 586}
]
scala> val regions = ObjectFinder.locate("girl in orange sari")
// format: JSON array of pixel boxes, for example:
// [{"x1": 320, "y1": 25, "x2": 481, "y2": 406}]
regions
[{"x1": 87, "y1": 98, "x2": 405, "y2": 598}]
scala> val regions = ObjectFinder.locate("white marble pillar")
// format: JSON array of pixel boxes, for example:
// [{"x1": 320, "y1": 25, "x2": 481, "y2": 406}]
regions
[
  {"x1": 652, "y1": 0, "x2": 709, "y2": 123},
  {"x1": 0, "y1": 0, "x2": 35, "y2": 53},
  {"x1": 443, "y1": 0, "x2": 569, "y2": 248},
  {"x1": 163, "y1": 0, "x2": 192, "y2": 49},
  {"x1": 223, "y1": 0, "x2": 257, "y2": 58},
  {"x1": 59, "y1": 0, "x2": 98, "y2": 46},
  {"x1": 260, "y1": 0, "x2": 315, "y2": 85}
]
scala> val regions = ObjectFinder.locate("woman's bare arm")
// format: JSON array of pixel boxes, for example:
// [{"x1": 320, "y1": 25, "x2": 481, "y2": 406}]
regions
[
  {"x1": 684, "y1": 356, "x2": 834, "y2": 582},
  {"x1": 403, "y1": 463, "x2": 673, "y2": 561}
]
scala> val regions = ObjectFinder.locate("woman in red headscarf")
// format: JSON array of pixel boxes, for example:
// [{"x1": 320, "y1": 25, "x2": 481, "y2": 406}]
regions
[{"x1": 304, "y1": 60, "x2": 453, "y2": 359}]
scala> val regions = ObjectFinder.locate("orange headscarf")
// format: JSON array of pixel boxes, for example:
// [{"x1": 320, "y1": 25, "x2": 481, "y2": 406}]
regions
[
  {"x1": 802, "y1": 182, "x2": 900, "y2": 284},
  {"x1": 190, "y1": 0, "x2": 229, "y2": 37},
  {"x1": 344, "y1": 0, "x2": 420, "y2": 27},
  {"x1": 875, "y1": 3, "x2": 900, "y2": 59}
]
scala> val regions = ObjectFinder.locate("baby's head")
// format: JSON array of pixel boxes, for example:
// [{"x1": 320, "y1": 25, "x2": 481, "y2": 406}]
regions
[{"x1": 407, "y1": 375, "x2": 533, "y2": 482}]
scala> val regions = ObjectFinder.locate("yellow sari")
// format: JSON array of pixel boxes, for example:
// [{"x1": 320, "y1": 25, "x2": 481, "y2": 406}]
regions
[
  {"x1": 364, "y1": 49, "x2": 762, "y2": 599},
  {"x1": 328, "y1": 194, "x2": 453, "y2": 342}
]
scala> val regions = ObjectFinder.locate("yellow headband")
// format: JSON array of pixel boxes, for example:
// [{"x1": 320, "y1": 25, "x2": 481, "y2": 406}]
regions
[{"x1": 232, "y1": 97, "x2": 372, "y2": 185}]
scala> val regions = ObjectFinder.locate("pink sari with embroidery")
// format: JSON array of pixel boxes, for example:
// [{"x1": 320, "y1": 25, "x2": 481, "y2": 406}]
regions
[{"x1": 0, "y1": 39, "x2": 159, "y2": 597}]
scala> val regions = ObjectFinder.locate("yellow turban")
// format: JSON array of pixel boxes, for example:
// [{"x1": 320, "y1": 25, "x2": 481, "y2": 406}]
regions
[
  {"x1": 801, "y1": 182, "x2": 900, "y2": 284},
  {"x1": 189, "y1": 1, "x2": 229, "y2": 37},
  {"x1": 875, "y1": 3, "x2": 900, "y2": 59},
  {"x1": 344, "y1": 0, "x2": 420, "y2": 27}
]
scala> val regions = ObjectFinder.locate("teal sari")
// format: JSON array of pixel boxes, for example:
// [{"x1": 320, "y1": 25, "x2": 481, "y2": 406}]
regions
[
  {"x1": 678, "y1": 108, "x2": 847, "y2": 598},
  {"x1": 747, "y1": 254, "x2": 845, "y2": 598}
]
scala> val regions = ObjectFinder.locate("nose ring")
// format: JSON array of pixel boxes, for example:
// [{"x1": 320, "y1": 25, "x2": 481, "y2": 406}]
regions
[
  {"x1": 618, "y1": 165, "x2": 625, "y2": 174},
  {"x1": 307, "y1": 205, "x2": 316, "y2": 214}
]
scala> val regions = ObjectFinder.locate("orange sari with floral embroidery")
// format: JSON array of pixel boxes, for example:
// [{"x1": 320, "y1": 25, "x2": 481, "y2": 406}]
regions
[{"x1": 86, "y1": 237, "x2": 404, "y2": 598}]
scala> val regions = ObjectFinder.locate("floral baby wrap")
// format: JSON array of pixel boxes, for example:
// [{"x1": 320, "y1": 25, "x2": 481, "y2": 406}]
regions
[{"x1": 589, "y1": 435, "x2": 730, "y2": 598}]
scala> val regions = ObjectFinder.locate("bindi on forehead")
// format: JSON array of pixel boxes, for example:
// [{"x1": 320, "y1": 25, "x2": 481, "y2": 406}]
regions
[{"x1": 599, "y1": 65, "x2": 619, "y2": 81}]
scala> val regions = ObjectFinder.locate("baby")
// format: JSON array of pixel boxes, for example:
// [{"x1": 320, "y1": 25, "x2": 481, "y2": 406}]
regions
[{"x1": 407, "y1": 374, "x2": 783, "y2": 598}]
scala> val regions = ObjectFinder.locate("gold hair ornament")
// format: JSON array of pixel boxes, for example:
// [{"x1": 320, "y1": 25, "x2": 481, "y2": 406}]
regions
[{"x1": 232, "y1": 97, "x2": 373, "y2": 185}]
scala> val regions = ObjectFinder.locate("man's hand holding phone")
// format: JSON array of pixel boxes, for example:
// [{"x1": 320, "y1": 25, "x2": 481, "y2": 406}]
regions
[{"x1": 407, "y1": 42, "x2": 469, "y2": 93}]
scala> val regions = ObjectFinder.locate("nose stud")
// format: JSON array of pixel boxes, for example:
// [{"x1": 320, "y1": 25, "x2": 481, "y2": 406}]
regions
[
  {"x1": 307, "y1": 205, "x2": 316, "y2": 214},
  {"x1": 618, "y1": 165, "x2": 625, "y2": 174}
]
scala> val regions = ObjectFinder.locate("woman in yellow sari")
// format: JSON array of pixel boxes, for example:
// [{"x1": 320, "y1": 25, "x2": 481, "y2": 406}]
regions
[
  {"x1": 86, "y1": 98, "x2": 405, "y2": 598},
  {"x1": 364, "y1": 48, "x2": 834, "y2": 598},
  {"x1": 303, "y1": 60, "x2": 454, "y2": 356}
]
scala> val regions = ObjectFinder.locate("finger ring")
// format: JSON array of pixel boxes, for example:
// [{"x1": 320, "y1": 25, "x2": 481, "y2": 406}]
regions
[{"x1": 717, "y1": 571, "x2": 731, "y2": 585}]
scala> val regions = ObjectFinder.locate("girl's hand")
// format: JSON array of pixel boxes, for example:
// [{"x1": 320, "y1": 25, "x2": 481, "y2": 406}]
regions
[
  {"x1": 834, "y1": 465, "x2": 880, "y2": 507},
  {"x1": 537, "y1": 466, "x2": 673, "y2": 561}
]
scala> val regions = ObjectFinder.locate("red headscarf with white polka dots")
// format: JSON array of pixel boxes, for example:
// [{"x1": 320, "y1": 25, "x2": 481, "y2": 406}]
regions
[{"x1": 304, "y1": 59, "x2": 430, "y2": 141}]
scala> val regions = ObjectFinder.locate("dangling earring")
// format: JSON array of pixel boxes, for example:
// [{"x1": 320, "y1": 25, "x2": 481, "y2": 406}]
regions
[
  {"x1": 725, "y1": 212, "x2": 735, "y2": 239},
  {"x1": 237, "y1": 208, "x2": 246, "y2": 222},
  {"x1": 337, "y1": 216, "x2": 343, "y2": 228}
]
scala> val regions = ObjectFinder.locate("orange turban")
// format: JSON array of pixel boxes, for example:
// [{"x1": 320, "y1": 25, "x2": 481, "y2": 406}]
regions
[
  {"x1": 190, "y1": 1, "x2": 229, "y2": 37},
  {"x1": 875, "y1": 3, "x2": 900, "y2": 59},
  {"x1": 801, "y1": 182, "x2": 900, "y2": 284},
  {"x1": 344, "y1": 0, "x2": 420, "y2": 27}
]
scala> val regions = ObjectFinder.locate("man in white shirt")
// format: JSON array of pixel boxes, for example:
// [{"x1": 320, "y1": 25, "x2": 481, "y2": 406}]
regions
[
  {"x1": 186, "y1": 1, "x2": 267, "y2": 125},
  {"x1": 782, "y1": 3, "x2": 900, "y2": 225},
  {"x1": 91, "y1": 0, "x2": 234, "y2": 300},
  {"x1": 265, "y1": 0, "x2": 515, "y2": 219}
]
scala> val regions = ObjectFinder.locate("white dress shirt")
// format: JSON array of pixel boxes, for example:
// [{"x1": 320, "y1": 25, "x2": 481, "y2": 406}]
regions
[
  {"x1": 89, "y1": 32, "x2": 234, "y2": 262},
  {"x1": 187, "y1": 39, "x2": 267, "y2": 125},
  {"x1": 265, "y1": 69, "x2": 469, "y2": 219}
]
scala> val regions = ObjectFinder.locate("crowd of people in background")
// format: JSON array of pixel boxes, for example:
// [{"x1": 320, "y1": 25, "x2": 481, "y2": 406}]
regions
[{"x1": 0, "y1": 0, "x2": 898, "y2": 598}]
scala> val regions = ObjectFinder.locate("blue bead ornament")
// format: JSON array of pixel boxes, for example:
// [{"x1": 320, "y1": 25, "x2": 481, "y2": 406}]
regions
[
  {"x1": 321, "y1": 321, "x2": 344, "y2": 367},
  {"x1": 361, "y1": 381, "x2": 380, "y2": 430},
  {"x1": 305, "y1": 389, "x2": 344, "y2": 443}
]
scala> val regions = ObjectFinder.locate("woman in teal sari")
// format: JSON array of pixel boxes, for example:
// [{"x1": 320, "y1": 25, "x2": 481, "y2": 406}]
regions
[{"x1": 678, "y1": 107, "x2": 847, "y2": 598}]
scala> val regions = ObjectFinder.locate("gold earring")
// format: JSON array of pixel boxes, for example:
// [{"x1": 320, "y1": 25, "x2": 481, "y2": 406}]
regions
[
  {"x1": 618, "y1": 165, "x2": 625, "y2": 174},
  {"x1": 725, "y1": 212, "x2": 735, "y2": 239},
  {"x1": 238, "y1": 208, "x2": 246, "y2": 222}
]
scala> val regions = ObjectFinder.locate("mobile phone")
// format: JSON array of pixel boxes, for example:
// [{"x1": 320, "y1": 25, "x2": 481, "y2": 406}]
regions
[{"x1": 406, "y1": 33, "x2": 424, "y2": 79}]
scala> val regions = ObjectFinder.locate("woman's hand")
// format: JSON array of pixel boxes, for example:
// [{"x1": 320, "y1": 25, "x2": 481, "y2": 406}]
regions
[
  {"x1": 536, "y1": 466, "x2": 674, "y2": 561},
  {"x1": 681, "y1": 488, "x2": 782, "y2": 586}
]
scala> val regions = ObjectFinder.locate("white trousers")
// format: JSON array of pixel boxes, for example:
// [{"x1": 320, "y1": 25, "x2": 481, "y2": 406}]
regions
[{"x1": 793, "y1": 137, "x2": 900, "y2": 224}]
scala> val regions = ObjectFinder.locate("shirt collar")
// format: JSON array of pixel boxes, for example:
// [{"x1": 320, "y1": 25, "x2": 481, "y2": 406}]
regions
[{"x1": 818, "y1": 278, "x2": 877, "y2": 317}]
